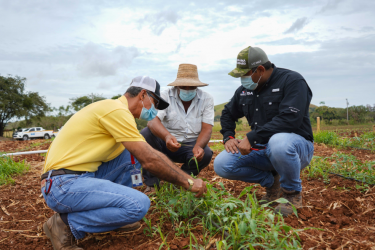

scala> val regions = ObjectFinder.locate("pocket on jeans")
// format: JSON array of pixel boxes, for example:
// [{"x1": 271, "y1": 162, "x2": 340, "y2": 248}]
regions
[
  {"x1": 57, "y1": 176, "x2": 78, "y2": 193},
  {"x1": 45, "y1": 191, "x2": 72, "y2": 213}
]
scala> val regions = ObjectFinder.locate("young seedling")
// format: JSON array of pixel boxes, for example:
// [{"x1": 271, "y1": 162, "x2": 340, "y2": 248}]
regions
[{"x1": 188, "y1": 156, "x2": 199, "y2": 174}]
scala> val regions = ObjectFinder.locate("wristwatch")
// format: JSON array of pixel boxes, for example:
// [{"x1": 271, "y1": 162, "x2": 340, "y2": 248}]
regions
[
  {"x1": 187, "y1": 179, "x2": 194, "y2": 191},
  {"x1": 223, "y1": 136, "x2": 235, "y2": 144}
]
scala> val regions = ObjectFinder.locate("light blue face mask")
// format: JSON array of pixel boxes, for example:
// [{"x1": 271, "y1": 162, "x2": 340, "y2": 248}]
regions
[
  {"x1": 179, "y1": 88, "x2": 197, "y2": 102},
  {"x1": 241, "y1": 70, "x2": 262, "y2": 90},
  {"x1": 140, "y1": 95, "x2": 158, "y2": 121}
]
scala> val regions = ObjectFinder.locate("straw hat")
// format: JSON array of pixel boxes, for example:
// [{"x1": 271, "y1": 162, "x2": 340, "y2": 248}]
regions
[{"x1": 168, "y1": 64, "x2": 208, "y2": 87}]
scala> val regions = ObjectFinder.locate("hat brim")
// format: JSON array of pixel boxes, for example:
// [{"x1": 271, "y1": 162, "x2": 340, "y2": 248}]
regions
[
  {"x1": 168, "y1": 78, "x2": 208, "y2": 87},
  {"x1": 228, "y1": 68, "x2": 251, "y2": 78},
  {"x1": 153, "y1": 93, "x2": 169, "y2": 110}
]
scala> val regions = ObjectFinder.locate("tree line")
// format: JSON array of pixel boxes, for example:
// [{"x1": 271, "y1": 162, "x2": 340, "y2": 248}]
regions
[
  {"x1": 2, "y1": 75, "x2": 374, "y2": 137},
  {"x1": 309, "y1": 103, "x2": 375, "y2": 125},
  {"x1": 0, "y1": 75, "x2": 141, "y2": 137}
]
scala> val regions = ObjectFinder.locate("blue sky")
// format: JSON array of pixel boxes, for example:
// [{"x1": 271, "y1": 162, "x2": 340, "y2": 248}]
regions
[{"x1": 0, "y1": 0, "x2": 374, "y2": 109}]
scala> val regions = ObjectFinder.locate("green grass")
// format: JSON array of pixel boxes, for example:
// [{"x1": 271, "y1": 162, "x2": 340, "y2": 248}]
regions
[
  {"x1": 147, "y1": 182, "x2": 307, "y2": 249},
  {"x1": 0, "y1": 156, "x2": 29, "y2": 185},
  {"x1": 314, "y1": 131, "x2": 375, "y2": 150},
  {"x1": 313, "y1": 131, "x2": 339, "y2": 145},
  {"x1": 210, "y1": 143, "x2": 225, "y2": 151},
  {"x1": 213, "y1": 121, "x2": 250, "y2": 133},
  {"x1": 305, "y1": 152, "x2": 375, "y2": 189}
]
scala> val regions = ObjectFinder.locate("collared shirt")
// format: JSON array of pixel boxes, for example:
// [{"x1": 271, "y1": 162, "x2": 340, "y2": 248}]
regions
[
  {"x1": 157, "y1": 87, "x2": 214, "y2": 143},
  {"x1": 43, "y1": 96, "x2": 145, "y2": 173},
  {"x1": 220, "y1": 64, "x2": 313, "y2": 146}
]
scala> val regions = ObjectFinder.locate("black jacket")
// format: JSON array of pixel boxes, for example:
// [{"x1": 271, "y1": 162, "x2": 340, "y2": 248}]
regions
[{"x1": 220, "y1": 64, "x2": 313, "y2": 146}]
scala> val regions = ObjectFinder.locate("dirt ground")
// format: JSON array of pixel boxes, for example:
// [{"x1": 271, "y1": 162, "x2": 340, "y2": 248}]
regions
[{"x1": 0, "y1": 140, "x2": 374, "y2": 249}]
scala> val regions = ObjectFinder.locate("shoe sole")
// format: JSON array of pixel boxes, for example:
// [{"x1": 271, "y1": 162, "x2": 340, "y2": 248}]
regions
[
  {"x1": 114, "y1": 224, "x2": 142, "y2": 233},
  {"x1": 43, "y1": 222, "x2": 57, "y2": 250}
]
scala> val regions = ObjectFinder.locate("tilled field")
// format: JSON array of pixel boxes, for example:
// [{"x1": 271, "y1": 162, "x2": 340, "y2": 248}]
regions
[{"x1": 0, "y1": 140, "x2": 374, "y2": 249}]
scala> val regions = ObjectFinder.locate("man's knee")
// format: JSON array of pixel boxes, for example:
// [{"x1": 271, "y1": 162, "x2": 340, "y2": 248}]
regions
[
  {"x1": 201, "y1": 147, "x2": 213, "y2": 168},
  {"x1": 268, "y1": 133, "x2": 295, "y2": 157},
  {"x1": 133, "y1": 192, "x2": 151, "y2": 221},
  {"x1": 213, "y1": 151, "x2": 235, "y2": 178}
]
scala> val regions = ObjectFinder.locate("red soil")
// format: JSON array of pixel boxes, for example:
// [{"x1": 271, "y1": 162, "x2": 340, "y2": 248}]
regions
[{"x1": 0, "y1": 142, "x2": 374, "y2": 249}]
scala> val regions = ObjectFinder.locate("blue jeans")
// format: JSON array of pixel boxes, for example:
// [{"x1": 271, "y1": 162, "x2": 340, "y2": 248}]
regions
[
  {"x1": 214, "y1": 133, "x2": 314, "y2": 192},
  {"x1": 41, "y1": 149, "x2": 150, "y2": 239}
]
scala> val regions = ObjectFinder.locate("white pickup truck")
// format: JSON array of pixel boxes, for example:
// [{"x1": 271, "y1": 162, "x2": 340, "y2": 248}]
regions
[{"x1": 13, "y1": 127, "x2": 54, "y2": 141}]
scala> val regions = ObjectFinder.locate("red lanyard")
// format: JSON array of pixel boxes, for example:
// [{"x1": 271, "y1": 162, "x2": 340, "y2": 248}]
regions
[{"x1": 131, "y1": 154, "x2": 136, "y2": 165}]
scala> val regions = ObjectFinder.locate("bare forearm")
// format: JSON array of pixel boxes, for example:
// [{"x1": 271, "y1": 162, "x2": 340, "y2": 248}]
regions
[
  {"x1": 130, "y1": 142, "x2": 191, "y2": 188},
  {"x1": 147, "y1": 117, "x2": 171, "y2": 141},
  {"x1": 195, "y1": 123, "x2": 212, "y2": 148},
  {"x1": 145, "y1": 149, "x2": 193, "y2": 188}
]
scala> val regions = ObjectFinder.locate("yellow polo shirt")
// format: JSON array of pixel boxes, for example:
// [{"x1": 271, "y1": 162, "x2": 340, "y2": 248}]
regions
[{"x1": 43, "y1": 96, "x2": 145, "y2": 173}]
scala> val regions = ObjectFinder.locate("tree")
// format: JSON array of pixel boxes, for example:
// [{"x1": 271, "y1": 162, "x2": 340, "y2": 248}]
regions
[
  {"x1": 111, "y1": 94, "x2": 122, "y2": 99},
  {"x1": 70, "y1": 94, "x2": 105, "y2": 112},
  {"x1": 0, "y1": 75, "x2": 50, "y2": 136},
  {"x1": 22, "y1": 91, "x2": 50, "y2": 126}
]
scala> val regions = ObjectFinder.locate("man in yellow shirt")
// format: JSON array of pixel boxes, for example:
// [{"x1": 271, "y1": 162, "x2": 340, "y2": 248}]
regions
[{"x1": 41, "y1": 76, "x2": 207, "y2": 250}]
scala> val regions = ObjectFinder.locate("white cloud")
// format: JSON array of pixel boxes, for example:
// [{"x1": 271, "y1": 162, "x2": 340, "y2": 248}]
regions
[
  {"x1": 77, "y1": 43, "x2": 140, "y2": 77},
  {"x1": 284, "y1": 17, "x2": 310, "y2": 34},
  {"x1": 0, "y1": 0, "x2": 374, "y2": 109}
]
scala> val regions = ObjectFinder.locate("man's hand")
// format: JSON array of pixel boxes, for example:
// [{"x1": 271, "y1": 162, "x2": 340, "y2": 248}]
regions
[
  {"x1": 224, "y1": 138, "x2": 242, "y2": 154},
  {"x1": 237, "y1": 137, "x2": 252, "y2": 155},
  {"x1": 165, "y1": 134, "x2": 181, "y2": 152},
  {"x1": 190, "y1": 178, "x2": 207, "y2": 198},
  {"x1": 192, "y1": 145, "x2": 204, "y2": 162}
]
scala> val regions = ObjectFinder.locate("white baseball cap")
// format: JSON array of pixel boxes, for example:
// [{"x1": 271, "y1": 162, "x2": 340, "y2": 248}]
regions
[{"x1": 129, "y1": 76, "x2": 169, "y2": 110}]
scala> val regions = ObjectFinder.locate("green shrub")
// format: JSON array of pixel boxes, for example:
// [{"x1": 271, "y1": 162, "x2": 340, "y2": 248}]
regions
[
  {"x1": 313, "y1": 131, "x2": 339, "y2": 145},
  {"x1": 0, "y1": 156, "x2": 29, "y2": 185}
]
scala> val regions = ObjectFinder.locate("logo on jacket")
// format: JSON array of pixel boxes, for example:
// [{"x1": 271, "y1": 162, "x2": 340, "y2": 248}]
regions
[{"x1": 240, "y1": 91, "x2": 246, "y2": 96}]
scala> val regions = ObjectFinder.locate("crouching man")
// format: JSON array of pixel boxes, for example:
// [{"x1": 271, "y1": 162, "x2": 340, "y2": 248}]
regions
[
  {"x1": 41, "y1": 76, "x2": 207, "y2": 249},
  {"x1": 214, "y1": 46, "x2": 314, "y2": 216},
  {"x1": 141, "y1": 64, "x2": 214, "y2": 192}
]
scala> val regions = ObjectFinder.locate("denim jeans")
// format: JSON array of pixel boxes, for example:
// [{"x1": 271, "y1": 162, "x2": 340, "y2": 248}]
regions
[
  {"x1": 214, "y1": 133, "x2": 314, "y2": 192},
  {"x1": 41, "y1": 149, "x2": 150, "y2": 239},
  {"x1": 140, "y1": 127, "x2": 213, "y2": 187}
]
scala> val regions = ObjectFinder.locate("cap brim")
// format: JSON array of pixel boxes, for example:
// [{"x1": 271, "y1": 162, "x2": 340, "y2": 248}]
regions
[
  {"x1": 228, "y1": 68, "x2": 251, "y2": 78},
  {"x1": 154, "y1": 94, "x2": 169, "y2": 110}
]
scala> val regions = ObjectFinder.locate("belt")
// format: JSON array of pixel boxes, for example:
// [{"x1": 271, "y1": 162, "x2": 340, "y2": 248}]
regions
[{"x1": 40, "y1": 169, "x2": 87, "y2": 181}]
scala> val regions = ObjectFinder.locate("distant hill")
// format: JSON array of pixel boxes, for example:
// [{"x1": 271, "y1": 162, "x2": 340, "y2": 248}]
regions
[
  {"x1": 214, "y1": 102, "x2": 228, "y2": 117},
  {"x1": 214, "y1": 102, "x2": 318, "y2": 118}
]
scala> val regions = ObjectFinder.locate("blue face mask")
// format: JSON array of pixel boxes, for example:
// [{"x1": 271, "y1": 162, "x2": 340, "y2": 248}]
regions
[
  {"x1": 140, "y1": 95, "x2": 158, "y2": 121},
  {"x1": 241, "y1": 71, "x2": 262, "y2": 90},
  {"x1": 179, "y1": 89, "x2": 197, "y2": 102}
]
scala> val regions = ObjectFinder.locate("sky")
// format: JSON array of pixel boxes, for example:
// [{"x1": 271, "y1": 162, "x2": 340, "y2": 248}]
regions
[{"x1": 1, "y1": 0, "x2": 374, "y2": 110}]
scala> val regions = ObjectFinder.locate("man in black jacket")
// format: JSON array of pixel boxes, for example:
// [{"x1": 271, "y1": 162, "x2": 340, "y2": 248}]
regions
[{"x1": 214, "y1": 46, "x2": 314, "y2": 216}]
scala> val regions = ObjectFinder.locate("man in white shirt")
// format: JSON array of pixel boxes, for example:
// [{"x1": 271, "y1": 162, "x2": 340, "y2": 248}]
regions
[{"x1": 141, "y1": 64, "x2": 214, "y2": 192}]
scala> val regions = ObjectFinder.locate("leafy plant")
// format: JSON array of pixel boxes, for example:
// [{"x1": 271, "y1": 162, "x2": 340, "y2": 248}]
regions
[
  {"x1": 305, "y1": 153, "x2": 375, "y2": 186},
  {"x1": 0, "y1": 156, "x2": 29, "y2": 185},
  {"x1": 146, "y1": 181, "x2": 305, "y2": 249}
]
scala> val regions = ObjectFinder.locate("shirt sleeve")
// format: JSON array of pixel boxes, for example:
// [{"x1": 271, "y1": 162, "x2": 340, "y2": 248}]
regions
[
  {"x1": 99, "y1": 109, "x2": 145, "y2": 143},
  {"x1": 202, "y1": 94, "x2": 214, "y2": 126},
  {"x1": 246, "y1": 79, "x2": 310, "y2": 146},
  {"x1": 220, "y1": 87, "x2": 245, "y2": 139},
  {"x1": 156, "y1": 90, "x2": 169, "y2": 121}
]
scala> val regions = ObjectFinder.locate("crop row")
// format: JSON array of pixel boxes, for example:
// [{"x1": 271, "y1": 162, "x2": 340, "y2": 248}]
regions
[
  {"x1": 144, "y1": 182, "x2": 305, "y2": 250},
  {"x1": 305, "y1": 152, "x2": 375, "y2": 189},
  {"x1": 314, "y1": 131, "x2": 375, "y2": 150}
]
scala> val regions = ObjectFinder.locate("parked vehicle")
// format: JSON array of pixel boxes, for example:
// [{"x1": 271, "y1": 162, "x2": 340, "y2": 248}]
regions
[
  {"x1": 52, "y1": 126, "x2": 63, "y2": 137},
  {"x1": 13, "y1": 127, "x2": 54, "y2": 141}
]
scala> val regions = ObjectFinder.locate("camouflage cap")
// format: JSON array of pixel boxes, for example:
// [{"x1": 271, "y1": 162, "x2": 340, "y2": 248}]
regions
[{"x1": 228, "y1": 46, "x2": 269, "y2": 78}]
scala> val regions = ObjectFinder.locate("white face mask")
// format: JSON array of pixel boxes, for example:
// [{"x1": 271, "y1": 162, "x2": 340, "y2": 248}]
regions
[{"x1": 240, "y1": 70, "x2": 262, "y2": 90}]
